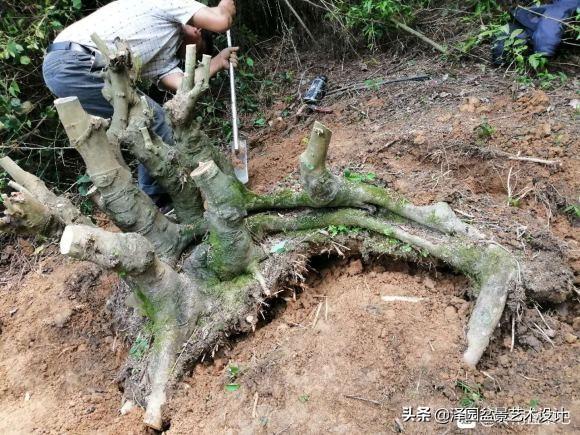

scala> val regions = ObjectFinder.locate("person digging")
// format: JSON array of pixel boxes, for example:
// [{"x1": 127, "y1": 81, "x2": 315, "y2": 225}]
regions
[{"x1": 42, "y1": 0, "x2": 239, "y2": 209}]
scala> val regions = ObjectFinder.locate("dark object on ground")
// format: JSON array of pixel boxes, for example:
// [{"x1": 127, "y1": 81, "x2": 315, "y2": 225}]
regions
[
  {"x1": 492, "y1": 0, "x2": 580, "y2": 64},
  {"x1": 303, "y1": 75, "x2": 328, "y2": 104}
]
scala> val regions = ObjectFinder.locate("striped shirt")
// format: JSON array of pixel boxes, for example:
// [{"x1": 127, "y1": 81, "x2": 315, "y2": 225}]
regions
[{"x1": 54, "y1": 0, "x2": 206, "y2": 80}]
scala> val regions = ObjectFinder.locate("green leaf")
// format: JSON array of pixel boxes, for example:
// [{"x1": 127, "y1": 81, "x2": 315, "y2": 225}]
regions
[
  {"x1": 270, "y1": 240, "x2": 287, "y2": 254},
  {"x1": 7, "y1": 41, "x2": 24, "y2": 57},
  {"x1": 253, "y1": 117, "x2": 266, "y2": 127},
  {"x1": 8, "y1": 81, "x2": 20, "y2": 97},
  {"x1": 19, "y1": 56, "x2": 31, "y2": 65},
  {"x1": 72, "y1": 0, "x2": 82, "y2": 10},
  {"x1": 225, "y1": 383, "x2": 240, "y2": 392},
  {"x1": 77, "y1": 174, "x2": 92, "y2": 196},
  {"x1": 510, "y1": 28, "x2": 523, "y2": 38},
  {"x1": 245, "y1": 57, "x2": 254, "y2": 67},
  {"x1": 77, "y1": 174, "x2": 91, "y2": 184}
]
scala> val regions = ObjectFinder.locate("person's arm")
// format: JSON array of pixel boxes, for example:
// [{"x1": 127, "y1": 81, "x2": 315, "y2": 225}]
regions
[
  {"x1": 159, "y1": 72, "x2": 184, "y2": 93},
  {"x1": 190, "y1": 0, "x2": 235, "y2": 32},
  {"x1": 159, "y1": 47, "x2": 238, "y2": 92}
]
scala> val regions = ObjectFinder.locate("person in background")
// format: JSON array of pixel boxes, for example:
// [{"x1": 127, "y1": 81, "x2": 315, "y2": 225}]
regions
[
  {"x1": 42, "y1": 0, "x2": 239, "y2": 206},
  {"x1": 492, "y1": 0, "x2": 580, "y2": 65}
]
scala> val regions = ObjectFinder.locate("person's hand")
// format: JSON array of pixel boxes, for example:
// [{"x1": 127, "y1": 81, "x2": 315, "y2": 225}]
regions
[{"x1": 216, "y1": 46, "x2": 239, "y2": 71}]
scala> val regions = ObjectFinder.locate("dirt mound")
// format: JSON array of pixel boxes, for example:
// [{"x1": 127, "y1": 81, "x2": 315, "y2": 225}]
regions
[
  {"x1": 0, "y1": 250, "x2": 141, "y2": 434},
  {"x1": 168, "y1": 260, "x2": 467, "y2": 433},
  {"x1": 165, "y1": 259, "x2": 578, "y2": 434}
]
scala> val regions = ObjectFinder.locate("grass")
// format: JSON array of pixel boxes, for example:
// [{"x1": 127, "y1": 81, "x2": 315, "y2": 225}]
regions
[
  {"x1": 225, "y1": 363, "x2": 241, "y2": 392},
  {"x1": 343, "y1": 169, "x2": 376, "y2": 183},
  {"x1": 129, "y1": 334, "x2": 149, "y2": 360},
  {"x1": 564, "y1": 204, "x2": 580, "y2": 218},
  {"x1": 475, "y1": 119, "x2": 495, "y2": 140},
  {"x1": 456, "y1": 380, "x2": 484, "y2": 407},
  {"x1": 327, "y1": 224, "x2": 362, "y2": 237}
]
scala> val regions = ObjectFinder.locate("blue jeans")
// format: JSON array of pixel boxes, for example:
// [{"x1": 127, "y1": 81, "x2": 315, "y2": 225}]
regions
[{"x1": 42, "y1": 49, "x2": 169, "y2": 196}]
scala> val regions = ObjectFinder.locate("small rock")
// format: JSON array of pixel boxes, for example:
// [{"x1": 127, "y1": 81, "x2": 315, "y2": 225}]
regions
[
  {"x1": 536, "y1": 122, "x2": 551, "y2": 138},
  {"x1": 523, "y1": 335, "x2": 542, "y2": 351},
  {"x1": 9, "y1": 308, "x2": 18, "y2": 316},
  {"x1": 213, "y1": 358, "x2": 226, "y2": 371},
  {"x1": 459, "y1": 96, "x2": 480, "y2": 113},
  {"x1": 564, "y1": 333, "x2": 577, "y2": 344},
  {"x1": 276, "y1": 323, "x2": 289, "y2": 332},
  {"x1": 120, "y1": 400, "x2": 135, "y2": 415},
  {"x1": 52, "y1": 307, "x2": 72, "y2": 328},
  {"x1": 24, "y1": 391, "x2": 31, "y2": 401},
  {"x1": 572, "y1": 317, "x2": 580, "y2": 331},
  {"x1": 85, "y1": 405, "x2": 96, "y2": 415},
  {"x1": 347, "y1": 259, "x2": 364, "y2": 276},
  {"x1": 444, "y1": 306, "x2": 457, "y2": 320},
  {"x1": 475, "y1": 105, "x2": 491, "y2": 114},
  {"x1": 413, "y1": 133, "x2": 426, "y2": 145},
  {"x1": 497, "y1": 354, "x2": 510, "y2": 367},
  {"x1": 422, "y1": 277, "x2": 436, "y2": 290},
  {"x1": 449, "y1": 296, "x2": 467, "y2": 308}
]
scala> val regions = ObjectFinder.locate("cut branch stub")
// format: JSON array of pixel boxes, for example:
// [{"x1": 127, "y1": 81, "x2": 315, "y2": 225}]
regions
[
  {"x1": 121, "y1": 97, "x2": 205, "y2": 225},
  {"x1": 191, "y1": 161, "x2": 257, "y2": 280},
  {"x1": 90, "y1": 33, "x2": 140, "y2": 143},
  {"x1": 60, "y1": 225, "x2": 155, "y2": 274},
  {"x1": 54, "y1": 96, "x2": 192, "y2": 263},
  {"x1": 0, "y1": 190, "x2": 58, "y2": 235},
  {"x1": 164, "y1": 51, "x2": 211, "y2": 127},
  {"x1": 180, "y1": 44, "x2": 196, "y2": 93},
  {"x1": 0, "y1": 156, "x2": 91, "y2": 227},
  {"x1": 299, "y1": 121, "x2": 341, "y2": 204}
]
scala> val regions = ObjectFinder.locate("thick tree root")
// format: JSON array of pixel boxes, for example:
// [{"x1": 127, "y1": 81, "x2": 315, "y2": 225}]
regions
[
  {"x1": 60, "y1": 225, "x2": 205, "y2": 429},
  {"x1": 246, "y1": 207, "x2": 516, "y2": 367},
  {"x1": 245, "y1": 122, "x2": 484, "y2": 239}
]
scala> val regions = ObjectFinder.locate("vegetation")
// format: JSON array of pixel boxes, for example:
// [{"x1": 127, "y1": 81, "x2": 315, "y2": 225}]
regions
[
  {"x1": 456, "y1": 380, "x2": 484, "y2": 407},
  {"x1": 0, "y1": 1, "x2": 98, "y2": 186},
  {"x1": 457, "y1": 0, "x2": 578, "y2": 87}
]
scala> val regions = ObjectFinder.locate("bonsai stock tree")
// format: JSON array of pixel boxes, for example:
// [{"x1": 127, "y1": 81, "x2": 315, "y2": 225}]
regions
[{"x1": 0, "y1": 37, "x2": 572, "y2": 429}]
